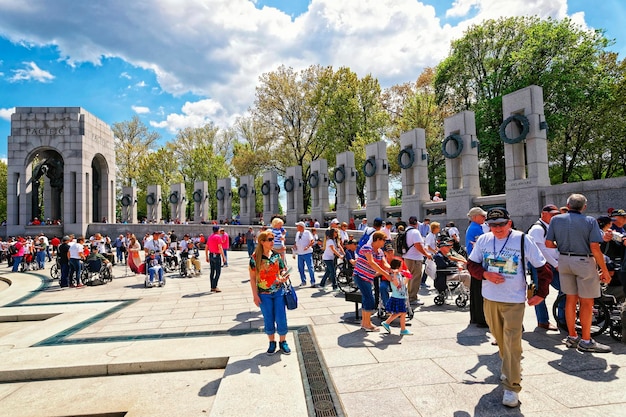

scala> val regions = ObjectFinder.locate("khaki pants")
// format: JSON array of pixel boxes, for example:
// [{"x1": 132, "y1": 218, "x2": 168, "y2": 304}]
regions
[
  {"x1": 405, "y1": 258, "x2": 423, "y2": 302},
  {"x1": 483, "y1": 299, "x2": 525, "y2": 393}
]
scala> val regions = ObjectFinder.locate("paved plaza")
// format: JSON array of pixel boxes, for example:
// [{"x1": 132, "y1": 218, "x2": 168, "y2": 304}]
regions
[{"x1": 0, "y1": 250, "x2": 624, "y2": 416}]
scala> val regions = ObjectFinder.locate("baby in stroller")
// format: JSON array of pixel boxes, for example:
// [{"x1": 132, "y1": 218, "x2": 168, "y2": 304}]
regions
[{"x1": 433, "y1": 238, "x2": 471, "y2": 307}]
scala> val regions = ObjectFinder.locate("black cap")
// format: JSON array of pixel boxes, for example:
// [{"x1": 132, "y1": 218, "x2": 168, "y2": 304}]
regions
[
  {"x1": 485, "y1": 207, "x2": 511, "y2": 225},
  {"x1": 212, "y1": 225, "x2": 220, "y2": 232},
  {"x1": 610, "y1": 209, "x2": 626, "y2": 217},
  {"x1": 373, "y1": 217, "x2": 383, "y2": 227}
]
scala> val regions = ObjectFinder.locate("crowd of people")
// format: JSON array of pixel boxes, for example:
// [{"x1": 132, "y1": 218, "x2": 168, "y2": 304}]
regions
[{"x1": 5, "y1": 192, "x2": 625, "y2": 409}]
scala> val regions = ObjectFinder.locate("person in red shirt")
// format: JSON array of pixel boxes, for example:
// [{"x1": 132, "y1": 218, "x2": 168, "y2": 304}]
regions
[
  {"x1": 50, "y1": 236, "x2": 61, "y2": 257},
  {"x1": 205, "y1": 226, "x2": 225, "y2": 292}
]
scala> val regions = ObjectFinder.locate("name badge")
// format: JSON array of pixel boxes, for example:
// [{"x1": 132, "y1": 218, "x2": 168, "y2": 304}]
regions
[{"x1": 487, "y1": 266, "x2": 500, "y2": 273}]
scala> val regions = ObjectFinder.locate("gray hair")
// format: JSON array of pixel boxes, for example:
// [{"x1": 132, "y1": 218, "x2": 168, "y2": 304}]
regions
[{"x1": 567, "y1": 193, "x2": 587, "y2": 211}]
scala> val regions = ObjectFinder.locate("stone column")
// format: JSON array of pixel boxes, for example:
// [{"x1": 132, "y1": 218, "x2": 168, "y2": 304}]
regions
[
  {"x1": 217, "y1": 178, "x2": 232, "y2": 223},
  {"x1": 146, "y1": 185, "x2": 162, "y2": 223},
  {"x1": 502, "y1": 85, "x2": 551, "y2": 229},
  {"x1": 364, "y1": 141, "x2": 389, "y2": 222},
  {"x1": 168, "y1": 183, "x2": 186, "y2": 223},
  {"x1": 335, "y1": 151, "x2": 357, "y2": 223},
  {"x1": 192, "y1": 181, "x2": 209, "y2": 223},
  {"x1": 262, "y1": 171, "x2": 280, "y2": 223},
  {"x1": 399, "y1": 129, "x2": 429, "y2": 221},
  {"x1": 443, "y1": 111, "x2": 481, "y2": 221},
  {"x1": 121, "y1": 186, "x2": 137, "y2": 223},
  {"x1": 309, "y1": 159, "x2": 329, "y2": 223},
  {"x1": 237, "y1": 175, "x2": 256, "y2": 225},
  {"x1": 284, "y1": 166, "x2": 304, "y2": 226}
]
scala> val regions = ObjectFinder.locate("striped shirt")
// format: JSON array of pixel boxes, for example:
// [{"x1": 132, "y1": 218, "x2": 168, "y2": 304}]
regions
[
  {"x1": 271, "y1": 227, "x2": 285, "y2": 248},
  {"x1": 353, "y1": 245, "x2": 383, "y2": 283}
]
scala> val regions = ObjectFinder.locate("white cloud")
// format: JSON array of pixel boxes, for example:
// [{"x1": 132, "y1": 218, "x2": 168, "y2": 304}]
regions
[
  {"x1": 447, "y1": 0, "x2": 480, "y2": 18},
  {"x1": 0, "y1": 107, "x2": 15, "y2": 121},
  {"x1": 8, "y1": 61, "x2": 54, "y2": 83},
  {"x1": 135, "y1": 80, "x2": 147, "y2": 87},
  {"x1": 150, "y1": 99, "x2": 231, "y2": 133},
  {"x1": 0, "y1": 0, "x2": 583, "y2": 122},
  {"x1": 131, "y1": 105, "x2": 150, "y2": 114},
  {"x1": 120, "y1": 72, "x2": 132, "y2": 79}
]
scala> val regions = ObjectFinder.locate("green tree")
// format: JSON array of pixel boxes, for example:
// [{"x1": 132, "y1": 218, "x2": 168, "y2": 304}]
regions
[
  {"x1": 165, "y1": 125, "x2": 229, "y2": 220},
  {"x1": 252, "y1": 65, "x2": 326, "y2": 211},
  {"x1": 112, "y1": 116, "x2": 160, "y2": 188},
  {"x1": 383, "y1": 68, "x2": 450, "y2": 197},
  {"x1": 434, "y1": 16, "x2": 615, "y2": 193},
  {"x1": 312, "y1": 67, "x2": 388, "y2": 206}
]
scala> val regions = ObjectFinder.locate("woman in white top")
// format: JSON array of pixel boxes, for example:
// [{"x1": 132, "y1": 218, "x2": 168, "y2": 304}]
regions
[{"x1": 319, "y1": 228, "x2": 343, "y2": 290}]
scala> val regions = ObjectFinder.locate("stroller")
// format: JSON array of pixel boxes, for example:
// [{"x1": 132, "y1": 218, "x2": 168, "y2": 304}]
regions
[
  {"x1": 312, "y1": 243, "x2": 324, "y2": 272},
  {"x1": 433, "y1": 267, "x2": 470, "y2": 308}
]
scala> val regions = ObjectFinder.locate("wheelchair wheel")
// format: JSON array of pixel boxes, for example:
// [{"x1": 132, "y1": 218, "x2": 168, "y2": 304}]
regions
[
  {"x1": 434, "y1": 295, "x2": 445, "y2": 306},
  {"x1": 101, "y1": 267, "x2": 112, "y2": 283},
  {"x1": 552, "y1": 293, "x2": 610, "y2": 337},
  {"x1": 455, "y1": 295, "x2": 467, "y2": 308},
  {"x1": 610, "y1": 321, "x2": 622, "y2": 342},
  {"x1": 337, "y1": 270, "x2": 358, "y2": 293},
  {"x1": 50, "y1": 263, "x2": 60, "y2": 280}
]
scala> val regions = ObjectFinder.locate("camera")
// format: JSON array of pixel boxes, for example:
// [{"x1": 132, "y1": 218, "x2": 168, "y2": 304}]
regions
[{"x1": 612, "y1": 231, "x2": 624, "y2": 243}]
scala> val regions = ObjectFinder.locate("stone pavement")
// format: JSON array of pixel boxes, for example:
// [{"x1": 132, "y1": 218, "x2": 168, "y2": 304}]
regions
[{"x1": 0, "y1": 250, "x2": 624, "y2": 417}]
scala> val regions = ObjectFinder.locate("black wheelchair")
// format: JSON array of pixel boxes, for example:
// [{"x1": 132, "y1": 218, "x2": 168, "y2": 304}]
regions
[{"x1": 81, "y1": 258, "x2": 113, "y2": 286}]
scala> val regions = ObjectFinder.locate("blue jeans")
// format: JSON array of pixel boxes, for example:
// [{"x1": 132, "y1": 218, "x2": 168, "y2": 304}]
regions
[
  {"x1": 223, "y1": 249, "x2": 228, "y2": 265},
  {"x1": 297, "y1": 253, "x2": 315, "y2": 285},
  {"x1": 148, "y1": 266, "x2": 164, "y2": 283},
  {"x1": 259, "y1": 289, "x2": 288, "y2": 336},
  {"x1": 36, "y1": 251, "x2": 46, "y2": 269},
  {"x1": 69, "y1": 258, "x2": 82, "y2": 284},
  {"x1": 530, "y1": 263, "x2": 562, "y2": 323},
  {"x1": 247, "y1": 241, "x2": 255, "y2": 256},
  {"x1": 60, "y1": 263, "x2": 70, "y2": 287},
  {"x1": 11, "y1": 256, "x2": 22, "y2": 272},
  {"x1": 379, "y1": 279, "x2": 390, "y2": 307},
  {"x1": 320, "y1": 259, "x2": 337, "y2": 289},
  {"x1": 116, "y1": 246, "x2": 124, "y2": 263},
  {"x1": 354, "y1": 274, "x2": 375, "y2": 312}
]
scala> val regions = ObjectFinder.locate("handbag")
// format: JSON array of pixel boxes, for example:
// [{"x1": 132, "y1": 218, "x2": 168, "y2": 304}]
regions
[
  {"x1": 424, "y1": 258, "x2": 436, "y2": 279},
  {"x1": 283, "y1": 279, "x2": 298, "y2": 310}
]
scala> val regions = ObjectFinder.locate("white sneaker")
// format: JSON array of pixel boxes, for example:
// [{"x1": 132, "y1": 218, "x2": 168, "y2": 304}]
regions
[{"x1": 502, "y1": 390, "x2": 519, "y2": 407}]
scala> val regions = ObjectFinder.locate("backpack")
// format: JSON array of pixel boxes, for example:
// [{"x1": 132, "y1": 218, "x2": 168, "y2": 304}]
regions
[
  {"x1": 8, "y1": 244, "x2": 17, "y2": 256},
  {"x1": 395, "y1": 226, "x2": 414, "y2": 255},
  {"x1": 357, "y1": 227, "x2": 375, "y2": 254},
  {"x1": 526, "y1": 221, "x2": 547, "y2": 237}
]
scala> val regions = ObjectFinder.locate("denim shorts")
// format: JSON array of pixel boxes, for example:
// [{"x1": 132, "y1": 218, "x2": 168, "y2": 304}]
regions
[{"x1": 354, "y1": 274, "x2": 375, "y2": 312}]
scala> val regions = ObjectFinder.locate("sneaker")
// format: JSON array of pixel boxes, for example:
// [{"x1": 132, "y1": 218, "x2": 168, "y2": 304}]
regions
[
  {"x1": 381, "y1": 322, "x2": 391, "y2": 334},
  {"x1": 564, "y1": 335, "x2": 581, "y2": 348},
  {"x1": 502, "y1": 390, "x2": 519, "y2": 407},
  {"x1": 279, "y1": 341, "x2": 291, "y2": 355},
  {"x1": 400, "y1": 329, "x2": 413, "y2": 335},
  {"x1": 577, "y1": 338, "x2": 612, "y2": 353},
  {"x1": 267, "y1": 341, "x2": 277, "y2": 355}
]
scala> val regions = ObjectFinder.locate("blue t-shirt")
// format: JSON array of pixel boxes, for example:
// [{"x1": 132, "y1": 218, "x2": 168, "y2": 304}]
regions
[{"x1": 465, "y1": 221, "x2": 484, "y2": 254}]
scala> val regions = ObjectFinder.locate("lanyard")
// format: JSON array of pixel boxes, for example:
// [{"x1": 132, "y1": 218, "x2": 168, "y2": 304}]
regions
[{"x1": 492, "y1": 231, "x2": 512, "y2": 259}]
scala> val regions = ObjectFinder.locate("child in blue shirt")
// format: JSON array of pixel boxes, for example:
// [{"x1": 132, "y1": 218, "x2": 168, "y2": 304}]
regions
[{"x1": 381, "y1": 258, "x2": 413, "y2": 335}]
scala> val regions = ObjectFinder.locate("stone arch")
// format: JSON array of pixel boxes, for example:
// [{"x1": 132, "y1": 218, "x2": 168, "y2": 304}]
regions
[
  {"x1": 25, "y1": 147, "x2": 65, "y2": 224},
  {"x1": 91, "y1": 154, "x2": 110, "y2": 223},
  {"x1": 7, "y1": 107, "x2": 117, "y2": 237}
]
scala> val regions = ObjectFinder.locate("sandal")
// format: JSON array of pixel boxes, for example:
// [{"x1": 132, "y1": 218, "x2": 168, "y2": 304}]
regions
[{"x1": 361, "y1": 326, "x2": 380, "y2": 332}]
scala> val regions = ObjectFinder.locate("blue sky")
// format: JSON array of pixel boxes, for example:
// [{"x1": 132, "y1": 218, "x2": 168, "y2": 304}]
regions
[{"x1": 1, "y1": 0, "x2": 624, "y2": 160}]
